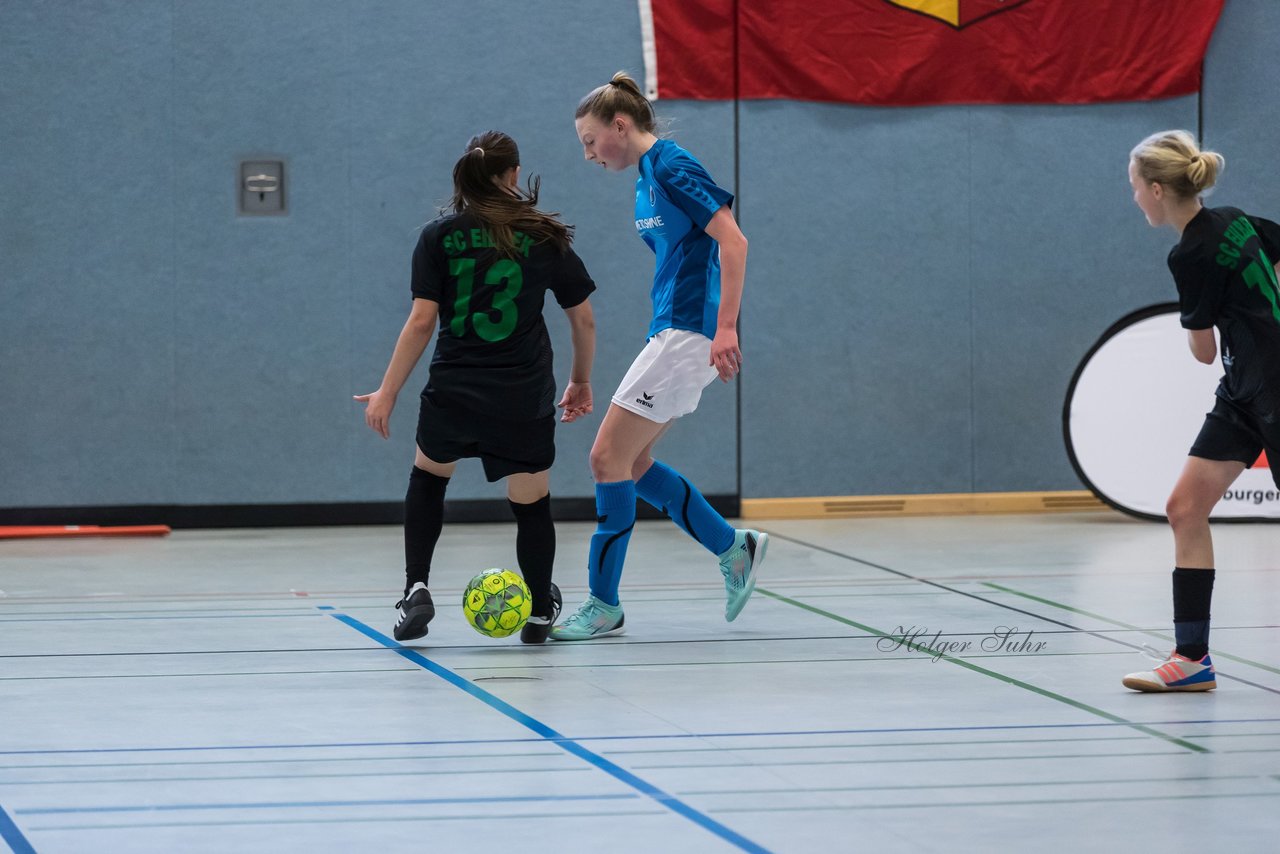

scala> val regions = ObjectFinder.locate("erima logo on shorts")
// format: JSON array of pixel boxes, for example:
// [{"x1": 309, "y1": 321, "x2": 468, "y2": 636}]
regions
[{"x1": 635, "y1": 392, "x2": 655, "y2": 408}]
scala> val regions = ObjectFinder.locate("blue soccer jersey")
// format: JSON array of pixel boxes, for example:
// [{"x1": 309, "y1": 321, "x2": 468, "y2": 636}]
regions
[{"x1": 635, "y1": 139, "x2": 735, "y2": 340}]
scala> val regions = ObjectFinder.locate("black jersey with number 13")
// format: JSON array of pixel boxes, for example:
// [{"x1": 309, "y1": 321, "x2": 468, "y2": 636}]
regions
[
  {"x1": 1169, "y1": 206, "x2": 1280, "y2": 417},
  {"x1": 411, "y1": 212, "x2": 595, "y2": 420}
]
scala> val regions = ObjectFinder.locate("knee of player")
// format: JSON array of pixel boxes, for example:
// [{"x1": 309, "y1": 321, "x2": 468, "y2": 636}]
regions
[
  {"x1": 588, "y1": 444, "x2": 625, "y2": 482},
  {"x1": 587, "y1": 444, "x2": 608, "y2": 478},
  {"x1": 1165, "y1": 491, "x2": 1206, "y2": 528}
]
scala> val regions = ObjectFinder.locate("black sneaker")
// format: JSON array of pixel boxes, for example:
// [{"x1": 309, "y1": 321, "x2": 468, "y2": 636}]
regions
[
  {"x1": 393, "y1": 582, "x2": 435, "y2": 641},
  {"x1": 520, "y1": 582, "x2": 562, "y2": 645}
]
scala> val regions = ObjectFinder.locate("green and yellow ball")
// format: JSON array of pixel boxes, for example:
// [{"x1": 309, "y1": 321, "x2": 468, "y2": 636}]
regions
[{"x1": 462, "y1": 568, "x2": 532, "y2": 638}]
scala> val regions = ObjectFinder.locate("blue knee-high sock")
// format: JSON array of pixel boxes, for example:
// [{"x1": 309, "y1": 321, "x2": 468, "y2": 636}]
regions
[
  {"x1": 588, "y1": 481, "x2": 636, "y2": 607},
  {"x1": 635, "y1": 461, "x2": 735, "y2": 556}
]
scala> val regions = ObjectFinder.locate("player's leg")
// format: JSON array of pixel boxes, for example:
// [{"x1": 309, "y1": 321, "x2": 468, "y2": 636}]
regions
[
  {"x1": 505, "y1": 470, "x2": 561, "y2": 644},
  {"x1": 394, "y1": 444, "x2": 455, "y2": 641},
  {"x1": 1123, "y1": 454, "x2": 1243, "y2": 692},
  {"x1": 396, "y1": 396, "x2": 468, "y2": 642},
  {"x1": 632, "y1": 423, "x2": 737, "y2": 550},
  {"x1": 1167, "y1": 455, "x2": 1244, "y2": 569},
  {"x1": 551, "y1": 404, "x2": 666, "y2": 640},
  {"x1": 625, "y1": 333, "x2": 769, "y2": 622},
  {"x1": 632, "y1": 442, "x2": 767, "y2": 621},
  {"x1": 473, "y1": 412, "x2": 562, "y2": 643}
]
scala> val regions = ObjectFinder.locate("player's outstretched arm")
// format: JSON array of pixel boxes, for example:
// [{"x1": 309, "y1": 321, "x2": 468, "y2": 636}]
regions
[
  {"x1": 354, "y1": 298, "x2": 439, "y2": 438},
  {"x1": 705, "y1": 206, "x2": 747, "y2": 382},
  {"x1": 558, "y1": 298, "x2": 595, "y2": 423}
]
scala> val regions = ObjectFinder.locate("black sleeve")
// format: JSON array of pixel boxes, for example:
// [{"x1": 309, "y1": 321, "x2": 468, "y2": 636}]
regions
[
  {"x1": 1169, "y1": 244, "x2": 1229, "y2": 330},
  {"x1": 548, "y1": 246, "x2": 597, "y2": 309},
  {"x1": 1248, "y1": 215, "x2": 1280, "y2": 264},
  {"x1": 410, "y1": 225, "x2": 444, "y2": 302}
]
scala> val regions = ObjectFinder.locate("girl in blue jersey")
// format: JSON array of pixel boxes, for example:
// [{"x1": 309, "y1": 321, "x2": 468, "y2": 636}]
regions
[
  {"x1": 1123, "y1": 131, "x2": 1280, "y2": 691},
  {"x1": 356, "y1": 131, "x2": 597, "y2": 645},
  {"x1": 552, "y1": 72, "x2": 768, "y2": 641}
]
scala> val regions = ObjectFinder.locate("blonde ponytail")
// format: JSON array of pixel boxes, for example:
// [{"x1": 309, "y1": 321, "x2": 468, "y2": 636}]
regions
[{"x1": 1131, "y1": 130, "x2": 1224, "y2": 198}]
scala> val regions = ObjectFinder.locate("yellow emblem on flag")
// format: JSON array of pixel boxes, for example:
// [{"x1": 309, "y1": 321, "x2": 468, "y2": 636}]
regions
[
  {"x1": 889, "y1": 0, "x2": 961, "y2": 26},
  {"x1": 886, "y1": 0, "x2": 1030, "y2": 29}
]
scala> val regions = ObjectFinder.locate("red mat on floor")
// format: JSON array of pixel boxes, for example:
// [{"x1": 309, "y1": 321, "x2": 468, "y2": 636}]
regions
[{"x1": 0, "y1": 525, "x2": 171, "y2": 539}]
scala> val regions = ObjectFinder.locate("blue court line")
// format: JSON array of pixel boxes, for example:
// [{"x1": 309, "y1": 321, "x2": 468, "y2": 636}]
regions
[
  {"x1": 17, "y1": 793, "x2": 633, "y2": 816},
  {"x1": 4, "y1": 718, "x2": 1279, "y2": 758},
  {"x1": 321, "y1": 607, "x2": 771, "y2": 854},
  {"x1": 0, "y1": 803, "x2": 36, "y2": 854}
]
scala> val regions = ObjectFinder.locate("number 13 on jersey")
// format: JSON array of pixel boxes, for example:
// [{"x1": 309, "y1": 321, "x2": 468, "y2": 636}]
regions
[{"x1": 447, "y1": 258, "x2": 524, "y2": 342}]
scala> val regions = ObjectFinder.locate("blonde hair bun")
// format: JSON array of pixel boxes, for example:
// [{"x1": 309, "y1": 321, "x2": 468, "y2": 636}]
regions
[{"x1": 1131, "y1": 130, "x2": 1223, "y2": 198}]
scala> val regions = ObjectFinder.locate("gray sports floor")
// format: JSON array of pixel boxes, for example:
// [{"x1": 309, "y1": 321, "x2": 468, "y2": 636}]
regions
[{"x1": 1, "y1": 512, "x2": 1278, "y2": 853}]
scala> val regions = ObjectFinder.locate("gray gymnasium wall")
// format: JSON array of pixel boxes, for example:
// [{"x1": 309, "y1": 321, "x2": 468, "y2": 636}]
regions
[
  {"x1": 1, "y1": 0, "x2": 1277, "y2": 513},
  {"x1": 0, "y1": 0, "x2": 734, "y2": 510}
]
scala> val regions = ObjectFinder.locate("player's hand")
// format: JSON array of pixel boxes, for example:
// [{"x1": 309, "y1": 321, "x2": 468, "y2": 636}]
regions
[
  {"x1": 353, "y1": 388, "x2": 396, "y2": 439},
  {"x1": 557, "y1": 381, "x2": 593, "y2": 423},
  {"x1": 710, "y1": 328, "x2": 742, "y2": 382}
]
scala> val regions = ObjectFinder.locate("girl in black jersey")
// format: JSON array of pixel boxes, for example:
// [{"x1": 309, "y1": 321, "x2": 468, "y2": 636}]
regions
[
  {"x1": 1123, "y1": 130, "x2": 1280, "y2": 692},
  {"x1": 356, "y1": 131, "x2": 597, "y2": 644}
]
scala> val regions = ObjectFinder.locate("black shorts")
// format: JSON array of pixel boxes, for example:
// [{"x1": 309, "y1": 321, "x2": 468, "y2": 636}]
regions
[
  {"x1": 415, "y1": 395, "x2": 555, "y2": 482},
  {"x1": 1189, "y1": 397, "x2": 1280, "y2": 488}
]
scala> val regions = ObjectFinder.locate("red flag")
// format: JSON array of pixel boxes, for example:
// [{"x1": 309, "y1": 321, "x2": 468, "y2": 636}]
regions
[{"x1": 642, "y1": 0, "x2": 1225, "y2": 106}]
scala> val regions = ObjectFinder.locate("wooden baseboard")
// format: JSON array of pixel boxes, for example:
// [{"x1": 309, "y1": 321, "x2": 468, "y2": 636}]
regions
[{"x1": 740, "y1": 490, "x2": 1106, "y2": 520}]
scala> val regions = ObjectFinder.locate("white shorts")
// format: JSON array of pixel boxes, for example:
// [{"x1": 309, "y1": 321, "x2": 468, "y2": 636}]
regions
[{"x1": 611, "y1": 328, "x2": 718, "y2": 424}]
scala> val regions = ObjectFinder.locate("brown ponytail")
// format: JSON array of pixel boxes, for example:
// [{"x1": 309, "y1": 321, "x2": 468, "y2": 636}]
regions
[
  {"x1": 575, "y1": 71, "x2": 657, "y2": 134},
  {"x1": 448, "y1": 130, "x2": 572, "y2": 255}
]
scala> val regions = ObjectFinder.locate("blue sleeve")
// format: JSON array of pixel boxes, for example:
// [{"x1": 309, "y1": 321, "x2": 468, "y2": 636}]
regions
[{"x1": 655, "y1": 152, "x2": 734, "y2": 230}]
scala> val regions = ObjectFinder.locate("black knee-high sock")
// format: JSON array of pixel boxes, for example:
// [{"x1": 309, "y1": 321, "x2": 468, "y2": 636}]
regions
[
  {"x1": 509, "y1": 494, "x2": 555, "y2": 616},
  {"x1": 404, "y1": 467, "x2": 448, "y2": 595},
  {"x1": 1172, "y1": 567, "x2": 1215, "y2": 660}
]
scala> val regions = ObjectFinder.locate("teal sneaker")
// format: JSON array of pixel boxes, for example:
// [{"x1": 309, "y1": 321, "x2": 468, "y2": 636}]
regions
[
  {"x1": 719, "y1": 530, "x2": 768, "y2": 622},
  {"x1": 549, "y1": 594, "x2": 625, "y2": 641}
]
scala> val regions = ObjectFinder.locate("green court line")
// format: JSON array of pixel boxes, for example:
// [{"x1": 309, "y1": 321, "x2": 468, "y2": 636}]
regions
[
  {"x1": 756, "y1": 588, "x2": 1209, "y2": 754},
  {"x1": 983, "y1": 582, "x2": 1280, "y2": 676}
]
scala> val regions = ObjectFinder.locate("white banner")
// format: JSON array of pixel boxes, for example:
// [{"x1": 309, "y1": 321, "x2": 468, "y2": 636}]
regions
[{"x1": 1065, "y1": 305, "x2": 1279, "y2": 520}]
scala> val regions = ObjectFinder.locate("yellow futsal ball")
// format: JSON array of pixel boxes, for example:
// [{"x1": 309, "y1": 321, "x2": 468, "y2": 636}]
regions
[{"x1": 462, "y1": 568, "x2": 532, "y2": 638}]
